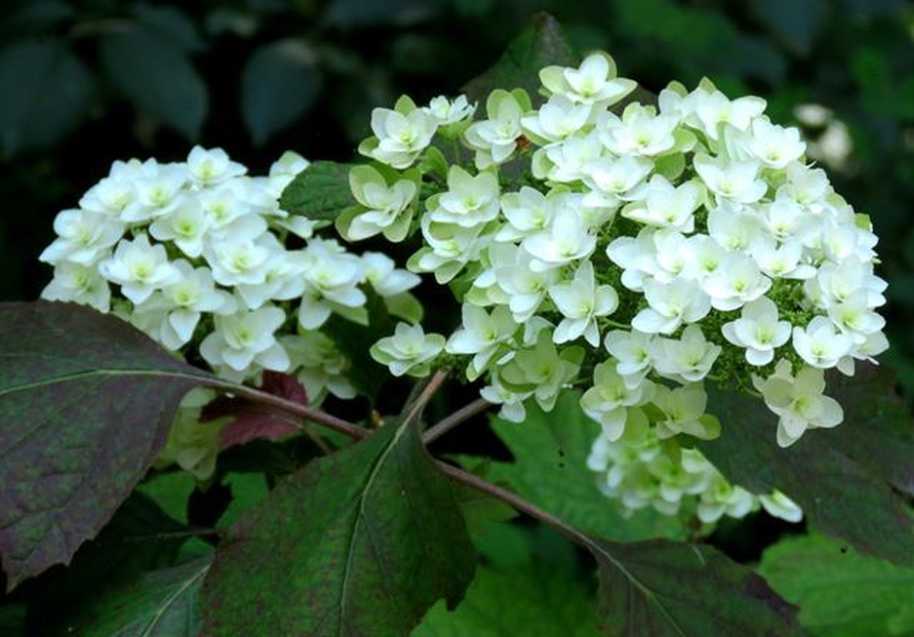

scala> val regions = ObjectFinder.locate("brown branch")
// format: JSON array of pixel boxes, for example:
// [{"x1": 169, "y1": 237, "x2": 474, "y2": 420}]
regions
[{"x1": 423, "y1": 398, "x2": 492, "y2": 444}]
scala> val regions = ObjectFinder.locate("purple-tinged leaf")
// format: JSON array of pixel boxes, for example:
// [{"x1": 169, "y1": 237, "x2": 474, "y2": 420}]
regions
[{"x1": 0, "y1": 301, "x2": 220, "y2": 590}]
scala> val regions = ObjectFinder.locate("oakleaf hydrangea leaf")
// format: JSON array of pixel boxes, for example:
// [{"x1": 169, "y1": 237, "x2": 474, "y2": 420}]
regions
[
  {"x1": 279, "y1": 160, "x2": 357, "y2": 221},
  {"x1": 0, "y1": 301, "x2": 218, "y2": 590},
  {"x1": 200, "y1": 396, "x2": 475, "y2": 636}
]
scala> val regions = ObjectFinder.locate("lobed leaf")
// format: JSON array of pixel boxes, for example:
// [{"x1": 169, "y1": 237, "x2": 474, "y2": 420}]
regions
[
  {"x1": 279, "y1": 160, "x2": 357, "y2": 221},
  {"x1": 200, "y1": 390, "x2": 476, "y2": 636},
  {"x1": 698, "y1": 364, "x2": 914, "y2": 567},
  {"x1": 0, "y1": 302, "x2": 218, "y2": 589}
]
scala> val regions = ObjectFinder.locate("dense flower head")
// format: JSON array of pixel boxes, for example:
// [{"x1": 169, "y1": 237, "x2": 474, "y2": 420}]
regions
[{"x1": 40, "y1": 50, "x2": 890, "y2": 529}]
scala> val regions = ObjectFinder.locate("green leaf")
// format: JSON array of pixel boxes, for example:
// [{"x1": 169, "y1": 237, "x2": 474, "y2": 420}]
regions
[
  {"x1": 70, "y1": 556, "x2": 212, "y2": 636},
  {"x1": 134, "y1": 4, "x2": 204, "y2": 52},
  {"x1": 32, "y1": 493, "x2": 196, "y2": 634},
  {"x1": 760, "y1": 533, "x2": 914, "y2": 637},
  {"x1": 483, "y1": 391, "x2": 688, "y2": 542},
  {"x1": 139, "y1": 471, "x2": 197, "y2": 525},
  {"x1": 462, "y1": 12, "x2": 578, "y2": 105},
  {"x1": 592, "y1": 538, "x2": 802, "y2": 636},
  {"x1": 0, "y1": 39, "x2": 93, "y2": 155},
  {"x1": 0, "y1": 302, "x2": 220, "y2": 589},
  {"x1": 242, "y1": 39, "x2": 322, "y2": 146},
  {"x1": 279, "y1": 160, "x2": 357, "y2": 221},
  {"x1": 200, "y1": 392, "x2": 475, "y2": 635},
  {"x1": 216, "y1": 473, "x2": 269, "y2": 529},
  {"x1": 414, "y1": 529, "x2": 601, "y2": 636},
  {"x1": 698, "y1": 364, "x2": 914, "y2": 567},
  {"x1": 99, "y1": 26, "x2": 207, "y2": 139}
]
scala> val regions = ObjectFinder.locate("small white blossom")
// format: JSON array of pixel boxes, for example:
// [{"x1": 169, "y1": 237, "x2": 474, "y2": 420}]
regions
[
  {"x1": 792, "y1": 316, "x2": 854, "y2": 369},
  {"x1": 200, "y1": 305, "x2": 289, "y2": 378},
  {"x1": 370, "y1": 322, "x2": 445, "y2": 377},
  {"x1": 548, "y1": 260, "x2": 618, "y2": 346},
  {"x1": 721, "y1": 296, "x2": 791, "y2": 366},
  {"x1": 98, "y1": 233, "x2": 179, "y2": 304},
  {"x1": 650, "y1": 325, "x2": 721, "y2": 382}
]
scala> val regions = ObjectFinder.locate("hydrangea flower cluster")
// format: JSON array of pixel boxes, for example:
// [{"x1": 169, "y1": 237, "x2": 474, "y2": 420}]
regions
[
  {"x1": 350, "y1": 52, "x2": 887, "y2": 524},
  {"x1": 39, "y1": 146, "x2": 421, "y2": 405}
]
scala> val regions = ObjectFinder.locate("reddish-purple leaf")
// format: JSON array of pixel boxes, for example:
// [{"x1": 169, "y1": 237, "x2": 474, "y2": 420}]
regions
[
  {"x1": 0, "y1": 301, "x2": 220, "y2": 590},
  {"x1": 205, "y1": 371, "x2": 307, "y2": 450}
]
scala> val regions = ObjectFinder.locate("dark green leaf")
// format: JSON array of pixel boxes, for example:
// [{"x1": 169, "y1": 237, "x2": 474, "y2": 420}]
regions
[
  {"x1": 0, "y1": 39, "x2": 93, "y2": 155},
  {"x1": 68, "y1": 556, "x2": 212, "y2": 636},
  {"x1": 5, "y1": 1, "x2": 75, "y2": 35},
  {"x1": 134, "y1": 4, "x2": 204, "y2": 52},
  {"x1": 760, "y1": 533, "x2": 914, "y2": 637},
  {"x1": 698, "y1": 364, "x2": 914, "y2": 566},
  {"x1": 99, "y1": 27, "x2": 207, "y2": 139},
  {"x1": 483, "y1": 391, "x2": 688, "y2": 542},
  {"x1": 415, "y1": 528, "x2": 601, "y2": 636},
  {"x1": 0, "y1": 302, "x2": 219, "y2": 589},
  {"x1": 322, "y1": 289, "x2": 396, "y2": 399},
  {"x1": 324, "y1": 0, "x2": 442, "y2": 28},
  {"x1": 242, "y1": 39, "x2": 322, "y2": 146},
  {"x1": 200, "y1": 395, "x2": 475, "y2": 636},
  {"x1": 279, "y1": 160, "x2": 357, "y2": 221},
  {"x1": 462, "y1": 12, "x2": 578, "y2": 105},
  {"x1": 749, "y1": 0, "x2": 827, "y2": 57},
  {"x1": 592, "y1": 539, "x2": 802, "y2": 636}
]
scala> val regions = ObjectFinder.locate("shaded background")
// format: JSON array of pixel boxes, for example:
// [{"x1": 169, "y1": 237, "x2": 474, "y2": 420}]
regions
[{"x1": 2, "y1": 0, "x2": 913, "y2": 396}]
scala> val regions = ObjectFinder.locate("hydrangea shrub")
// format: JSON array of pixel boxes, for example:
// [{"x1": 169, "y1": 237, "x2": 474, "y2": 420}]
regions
[{"x1": 2, "y1": 14, "x2": 910, "y2": 637}]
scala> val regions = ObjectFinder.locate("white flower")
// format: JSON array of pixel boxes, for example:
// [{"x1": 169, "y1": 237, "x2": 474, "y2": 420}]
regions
[
  {"x1": 200, "y1": 304, "x2": 290, "y2": 376},
  {"x1": 694, "y1": 154, "x2": 767, "y2": 204},
  {"x1": 428, "y1": 166, "x2": 500, "y2": 228},
  {"x1": 236, "y1": 248, "x2": 308, "y2": 309},
  {"x1": 792, "y1": 316, "x2": 854, "y2": 369},
  {"x1": 521, "y1": 94, "x2": 591, "y2": 144},
  {"x1": 496, "y1": 186, "x2": 555, "y2": 242},
  {"x1": 805, "y1": 256, "x2": 886, "y2": 310},
  {"x1": 697, "y1": 476, "x2": 756, "y2": 523},
  {"x1": 690, "y1": 87, "x2": 766, "y2": 140},
  {"x1": 535, "y1": 130, "x2": 604, "y2": 183},
  {"x1": 370, "y1": 322, "x2": 445, "y2": 377},
  {"x1": 582, "y1": 155, "x2": 654, "y2": 206},
  {"x1": 203, "y1": 233, "x2": 274, "y2": 287},
  {"x1": 751, "y1": 239, "x2": 815, "y2": 280},
  {"x1": 298, "y1": 244, "x2": 366, "y2": 329},
  {"x1": 410, "y1": 216, "x2": 488, "y2": 284},
  {"x1": 581, "y1": 361, "x2": 652, "y2": 440},
  {"x1": 650, "y1": 325, "x2": 721, "y2": 382},
  {"x1": 98, "y1": 233, "x2": 179, "y2": 304},
  {"x1": 463, "y1": 89, "x2": 525, "y2": 169},
  {"x1": 121, "y1": 163, "x2": 188, "y2": 223},
  {"x1": 722, "y1": 297, "x2": 791, "y2": 366},
  {"x1": 599, "y1": 103, "x2": 678, "y2": 157},
  {"x1": 702, "y1": 254, "x2": 771, "y2": 311},
  {"x1": 548, "y1": 260, "x2": 618, "y2": 346},
  {"x1": 499, "y1": 330, "x2": 582, "y2": 413},
  {"x1": 493, "y1": 245, "x2": 558, "y2": 322},
  {"x1": 539, "y1": 52, "x2": 636, "y2": 107},
  {"x1": 362, "y1": 252, "x2": 420, "y2": 298},
  {"x1": 360, "y1": 97, "x2": 438, "y2": 169},
  {"x1": 79, "y1": 176, "x2": 135, "y2": 216},
  {"x1": 141, "y1": 261, "x2": 235, "y2": 349},
  {"x1": 707, "y1": 203, "x2": 763, "y2": 251},
  {"x1": 446, "y1": 304, "x2": 518, "y2": 379},
  {"x1": 604, "y1": 329, "x2": 654, "y2": 388},
  {"x1": 346, "y1": 165, "x2": 416, "y2": 241},
  {"x1": 198, "y1": 181, "x2": 255, "y2": 230},
  {"x1": 652, "y1": 384, "x2": 718, "y2": 440},
  {"x1": 41, "y1": 262, "x2": 111, "y2": 311},
  {"x1": 827, "y1": 290, "x2": 886, "y2": 344},
  {"x1": 40, "y1": 209, "x2": 125, "y2": 266},
  {"x1": 149, "y1": 198, "x2": 210, "y2": 258},
  {"x1": 282, "y1": 332, "x2": 355, "y2": 402},
  {"x1": 522, "y1": 207, "x2": 596, "y2": 271},
  {"x1": 631, "y1": 278, "x2": 711, "y2": 334},
  {"x1": 186, "y1": 146, "x2": 246, "y2": 186},
  {"x1": 622, "y1": 176, "x2": 704, "y2": 232},
  {"x1": 753, "y1": 359, "x2": 843, "y2": 447},
  {"x1": 761, "y1": 197, "x2": 810, "y2": 241},
  {"x1": 759, "y1": 490, "x2": 803, "y2": 523},
  {"x1": 741, "y1": 118, "x2": 806, "y2": 169},
  {"x1": 423, "y1": 94, "x2": 476, "y2": 126}
]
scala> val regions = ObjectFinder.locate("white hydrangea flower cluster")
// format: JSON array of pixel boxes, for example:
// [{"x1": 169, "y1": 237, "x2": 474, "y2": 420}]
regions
[
  {"x1": 352, "y1": 52, "x2": 888, "y2": 525},
  {"x1": 39, "y1": 146, "x2": 421, "y2": 403}
]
